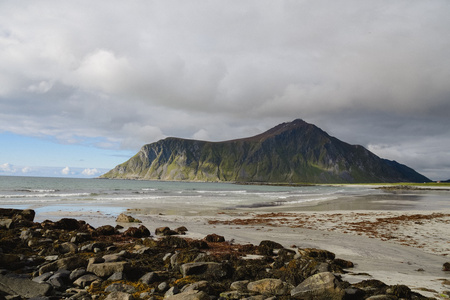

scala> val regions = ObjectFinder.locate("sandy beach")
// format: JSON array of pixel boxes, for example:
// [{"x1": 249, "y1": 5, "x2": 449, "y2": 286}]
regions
[{"x1": 33, "y1": 187, "x2": 450, "y2": 299}]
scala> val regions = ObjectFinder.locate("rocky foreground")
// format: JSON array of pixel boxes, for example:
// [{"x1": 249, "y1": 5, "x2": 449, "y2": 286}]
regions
[{"x1": 0, "y1": 209, "x2": 444, "y2": 300}]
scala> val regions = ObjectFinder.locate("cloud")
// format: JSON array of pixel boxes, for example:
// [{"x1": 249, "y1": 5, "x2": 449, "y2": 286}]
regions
[
  {"x1": 81, "y1": 168, "x2": 100, "y2": 176},
  {"x1": 0, "y1": 1, "x2": 449, "y2": 180},
  {"x1": 61, "y1": 166, "x2": 70, "y2": 175},
  {"x1": 0, "y1": 163, "x2": 16, "y2": 173},
  {"x1": 21, "y1": 166, "x2": 32, "y2": 173}
]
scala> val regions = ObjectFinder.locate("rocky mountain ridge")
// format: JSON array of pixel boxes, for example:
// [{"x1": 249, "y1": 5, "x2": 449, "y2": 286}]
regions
[{"x1": 101, "y1": 119, "x2": 430, "y2": 183}]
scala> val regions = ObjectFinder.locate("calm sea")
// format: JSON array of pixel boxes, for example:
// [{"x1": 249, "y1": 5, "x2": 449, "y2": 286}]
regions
[{"x1": 0, "y1": 176, "x2": 447, "y2": 219}]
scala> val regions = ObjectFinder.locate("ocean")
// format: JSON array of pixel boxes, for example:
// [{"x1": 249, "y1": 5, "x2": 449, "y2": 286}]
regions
[{"x1": 0, "y1": 176, "x2": 448, "y2": 221}]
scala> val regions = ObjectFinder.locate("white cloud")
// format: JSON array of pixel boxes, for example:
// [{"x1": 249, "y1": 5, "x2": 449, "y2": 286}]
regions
[
  {"x1": 81, "y1": 168, "x2": 100, "y2": 176},
  {"x1": 61, "y1": 166, "x2": 70, "y2": 175},
  {"x1": 0, "y1": 163, "x2": 16, "y2": 173},
  {"x1": 21, "y1": 166, "x2": 32, "y2": 173}
]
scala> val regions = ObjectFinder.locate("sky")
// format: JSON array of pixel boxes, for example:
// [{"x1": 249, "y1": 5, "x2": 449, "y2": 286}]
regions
[{"x1": 0, "y1": 1, "x2": 449, "y2": 180}]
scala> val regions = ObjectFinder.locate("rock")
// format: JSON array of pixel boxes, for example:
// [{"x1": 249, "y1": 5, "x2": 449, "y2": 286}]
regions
[
  {"x1": 108, "y1": 271, "x2": 127, "y2": 281},
  {"x1": 175, "y1": 226, "x2": 188, "y2": 234},
  {"x1": 32, "y1": 272, "x2": 53, "y2": 283},
  {"x1": 333, "y1": 258, "x2": 354, "y2": 269},
  {"x1": 165, "y1": 290, "x2": 209, "y2": 300},
  {"x1": 105, "y1": 282, "x2": 137, "y2": 293},
  {"x1": 386, "y1": 285, "x2": 411, "y2": 298},
  {"x1": 54, "y1": 218, "x2": 81, "y2": 230},
  {"x1": 116, "y1": 213, "x2": 141, "y2": 223},
  {"x1": 0, "y1": 208, "x2": 35, "y2": 222},
  {"x1": 274, "y1": 257, "x2": 320, "y2": 286},
  {"x1": 139, "y1": 272, "x2": 159, "y2": 285},
  {"x1": 165, "y1": 286, "x2": 180, "y2": 297},
  {"x1": 258, "y1": 240, "x2": 283, "y2": 256},
  {"x1": 160, "y1": 236, "x2": 189, "y2": 248},
  {"x1": 259, "y1": 240, "x2": 284, "y2": 249},
  {"x1": 290, "y1": 272, "x2": 343, "y2": 299},
  {"x1": 95, "y1": 225, "x2": 117, "y2": 236},
  {"x1": 104, "y1": 291, "x2": 134, "y2": 300},
  {"x1": 247, "y1": 278, "x2": 291, "y2": 296},
  {"x1": 40, "y1": 256, "x2": 87, "y2": 275},
  {"x1": 103, "y1": 253, "x2": 125, "y2": 262},
  {"x1": 443, "y1": 262, "x2": 450, "y2": 271},
  {"x1": 180, "y1": 262, "x2": 230, "y2": 279},
  {"x1": 170, "y1": 250, "x2": 203, "y2": 269},
  {"x1": 70, "y1": 232, "x2": 91, "y2": 243},
  {"x1": 230, "y1": 280, "x2": 249, "y2": 292},
  {"x1": 0, "y1": 274, "x2": 52, "y2": 298},
  {"x1": 219, "y1": 290, "x2": 251, "y2": 299},
  {"x1": 58, "y1": 242, "x2": 78, "y2": 254},
  {"x1": 204, "y1": 233, "x2": 225, "y2": 243},
  {"x1": 365, "y1": 296, "x2": 397, "y2": 300},
  {"x1": 155, "y1": 226, "x2": 177, "y2": 236},
  {"x1": 73, "y1": 274, "x2": 102, "y2": 288},
  {"x1": 158, "y1": 281, "x2": 169, "y2": 292},
  {"x1": 297, "y1": 248, "x2": 336, "y2": 261},
  {"x1": 181, "y1": 280, "x2": 210, "y2": 293},
  {"x1": 47, "y1": 273, "x2": 66, "y2": 290},
  {"x1": 123, "y1": 225, "x2": 150, "y2": 238},
  {"x1": 87, "y1": 259, "x2": 130, "y2": 278},
  {"x1": 69, "y1": 268, "x2": 86, "y2": 281},
  {"x1": 344, "y1": 287, "x2": 365, "y2": 299}
]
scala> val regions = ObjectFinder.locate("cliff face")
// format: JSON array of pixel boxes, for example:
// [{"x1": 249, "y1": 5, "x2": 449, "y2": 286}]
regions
[{"x1": 101, "y1": 119, "x2": 430, "y2": 183}]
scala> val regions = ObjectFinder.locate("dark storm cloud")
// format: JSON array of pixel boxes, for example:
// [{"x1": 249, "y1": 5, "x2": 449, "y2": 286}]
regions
[{"x1": 0, "y1": 0, "x2": 449, "y2": 179}]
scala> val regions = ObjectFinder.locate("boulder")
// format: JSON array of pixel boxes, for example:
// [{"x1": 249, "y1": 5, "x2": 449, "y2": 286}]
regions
[
  {"x1": 230, "y1": 280, "x2": 249, "y2": 292},
  {"x1": 333, "y1": 258, "x2": 354, "y2": 269},
  {"x1": 175, "y1": 226, "x2": 188, "y2": 234},
  {"x1": 181, "y1": 280, "x2": 210, "y2": 293},
  {"x1": 54, "y1": 218, "x2": 81, "y2": 230},
  {"x1": 73, "y1": 274, "x2": 102, "y2": 288},
  {"x1": 160, "y1": 236, "x2": 188, "y2": 248},
  {"x1": 123, "y1": 225, "x2": 150, "y2": 238},
  {"x1": 116, "y1": 213, "x2": 141, "y2": 223},
  {"x1": 108, "y1": 271, "x2": 127, "y2": 281},
  {"x1": 204, "y1": 233, "x2": 225, "y2": 243},
  {"x1": 104, "y1": 291, "x2": 134, "y2": 300},
  {"x1": 297, "y1": 248, "x2": 336, "y2": 261},
  {"x1": 69, "y1": 268, "x2": 86, "y2": 281},
  {"x1": 291, "y1": 272, "x2": 343, "y2": 299},
  {"x1": 155, "y1": 226, "x2": 177, "y2": 236},
  {"x1": 165, "y1": 286, "x2": 180, "y2": 297},
  {"x1": 87, "y1": 259, "x2": 130, "y2": 278},
  {"x1": 0, "y1": 274, "x2": 52, "y2": 298},
  {"x1": 247, "y1": 278, "x2": 291, "y2": 296},
  {"x1": 165, "y1": 290, "x2": 210, "y2": 300},
  {"x1": 443, "y1": 262, "x2": 450, "y2": 271},
  {"x1": 139, "y1": 272, "x2": 159, "y2": 285},
  {"x1": 58, "y1": 242, "x2": 78, "y2": 254},
  {"x1": 0, "y1": 208, "x2": 35, "y2": 221},
  {"x1": 95, "y1": 225, "x2": 117, "y2": 236},
  {"x1": 38, "y1": 256, "x2": 87, "y2": 275},
  {"x1": 105, "y1": 282, "x2": 137, "y2": 293},
  {"x1": 180, "y1": 262, "x2": 231, "y2": 279}
]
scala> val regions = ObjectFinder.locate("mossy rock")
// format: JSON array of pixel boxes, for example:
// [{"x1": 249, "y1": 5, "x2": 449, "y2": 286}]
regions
[{"x1": 274, "y1": 258, "x2": 319, "y2": 286}]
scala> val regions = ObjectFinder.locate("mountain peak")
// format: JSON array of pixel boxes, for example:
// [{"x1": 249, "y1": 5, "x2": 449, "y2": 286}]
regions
[{"x1": 239, "y1": 119, "x2": 318, "y2": 142}]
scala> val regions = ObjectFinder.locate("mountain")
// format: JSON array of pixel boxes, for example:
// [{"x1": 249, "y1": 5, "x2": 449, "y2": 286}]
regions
[{"x1": 100, "y1": 119, "x2": 430, "y2": 183}]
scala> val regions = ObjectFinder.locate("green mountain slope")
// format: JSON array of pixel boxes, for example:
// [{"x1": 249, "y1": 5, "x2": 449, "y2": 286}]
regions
[{"x1": 100, "y1": 119, "x2": 430, "y2": 183}]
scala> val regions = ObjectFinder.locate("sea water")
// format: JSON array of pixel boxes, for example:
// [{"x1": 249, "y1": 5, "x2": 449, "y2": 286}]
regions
[{"x1": 0, "y1": 176, "x2": 447, "y2": 219}]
